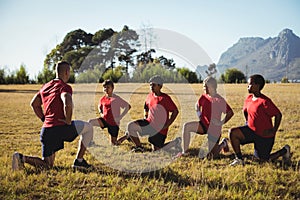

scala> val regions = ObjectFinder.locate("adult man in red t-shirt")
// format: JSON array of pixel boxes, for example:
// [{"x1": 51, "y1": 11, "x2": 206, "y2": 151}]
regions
[
  {"x1": 229, "y1": 74, "x2": 291, "y2": 166},
  {"x1": 126, "y1": 75, "x2": 179, "y2": 152},
  {"x1": 12, "y1": 61, "x2": 93, "y2": 170}
]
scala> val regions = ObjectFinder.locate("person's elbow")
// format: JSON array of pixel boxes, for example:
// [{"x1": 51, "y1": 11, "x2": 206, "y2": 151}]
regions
[
  {"x1": 276, "y1": 112, "x2": 282, "y2": 119},
  {"x1": 228, "y1": 110, "x2": 234, "y2": 119},
  {"x1": 30, "y1": 94, "x2": 42, "y2": 109},
  {"x1": 173, "y1": 109, "x2": 179, "y2": 117}
]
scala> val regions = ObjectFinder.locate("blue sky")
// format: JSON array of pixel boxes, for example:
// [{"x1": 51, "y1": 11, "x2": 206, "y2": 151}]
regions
[{"x1": 0, "y1": 0, "x2": 299, "y2": 78}]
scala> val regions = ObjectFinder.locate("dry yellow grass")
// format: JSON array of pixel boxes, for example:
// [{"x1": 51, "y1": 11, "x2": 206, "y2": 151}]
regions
[{"x1": 0, "y1": 83, "x2": 299, "y2": 199}]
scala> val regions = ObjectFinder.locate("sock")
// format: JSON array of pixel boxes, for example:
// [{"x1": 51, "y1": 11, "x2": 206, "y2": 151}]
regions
[
  {"x1": 236, "y1": 152, "x2": 243, "y2": 160},
  {"x1": 77, "y1": 158, "x2": 83, "y2": 162}
]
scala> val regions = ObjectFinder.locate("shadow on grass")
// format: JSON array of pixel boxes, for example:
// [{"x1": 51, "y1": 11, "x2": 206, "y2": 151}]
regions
[
  {"x1": 181, "y1": 148, "x2": 300, "y2": 171},
  {"x1": 71, "y1": 164, "x2": 193, "y2": 187},
  {"x1": 183, "y1": 148, "x2": 234, "y2": 160},
  {"x1": 140, "y1": 168, "x2": 192, "y2": 187}
]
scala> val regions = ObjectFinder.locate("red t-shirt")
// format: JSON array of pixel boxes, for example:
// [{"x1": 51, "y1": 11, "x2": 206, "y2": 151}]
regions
[
  {"x1": 243, "y1": 94, "x2": 281, "y2": 138},
  {"x1": 198, "y1": 93, "x2": 232, "y2": 138},
  {"x1": 99, "y1": 94, "x2": 130, "y2": 126},
  {"x1": 144, "y1": 92, "x2": 178, "y2": 135},
  {"x1": 39, "y1": 79, "x2": 73, "y2": 127}
]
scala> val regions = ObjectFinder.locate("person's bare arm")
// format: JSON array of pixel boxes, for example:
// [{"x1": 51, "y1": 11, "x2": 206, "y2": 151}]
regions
[
  {"x1": 163, "y1": 109, "x2": 179, "y2": 129},
  {"x1": 30, "y1": 93, "x2": 44, "y2": 121},
  {"x1": 223, "y1": 110, "x2": 234, "y2": 124},
  {"x1": 120, "y1": 104, "x2": 131, "y2": 119},
  {"x1": 60, "y1": 92, "x2": 73, "y2": 125},
  {"x1": 263, "y1": 112, "x2": 282, "y2": 137}
]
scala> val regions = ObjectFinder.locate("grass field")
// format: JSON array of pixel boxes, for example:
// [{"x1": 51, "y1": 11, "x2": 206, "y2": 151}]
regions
[{"x1": 0, "y1": 83, "x2": 299, "y2": 199}]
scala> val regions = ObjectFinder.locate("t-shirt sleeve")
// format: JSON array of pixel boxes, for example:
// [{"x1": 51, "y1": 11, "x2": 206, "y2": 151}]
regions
[
  {"x1": 198, "y1": 95, "x2": 204, "y2": 107},
  {"x1": 165, "y1": 95, "x2": 178, "y2": 112},
  {"x1": 61, "y1": 84, "x2": 72, "y2": 95},
  {"x1": 264, "y1": 98, "x2": 281, "y2": 117}
]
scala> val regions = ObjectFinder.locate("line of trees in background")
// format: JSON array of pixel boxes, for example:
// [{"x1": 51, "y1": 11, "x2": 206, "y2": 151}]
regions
[
  {"x1": 0, "y1": 25, "x2": 291, "y2": 84},
  {"x1": 0, "y1": 25, "x2": 202, "y2": 84},
  {"x1": 0, "y1": 64, "x2": 32, "y2": 84}
]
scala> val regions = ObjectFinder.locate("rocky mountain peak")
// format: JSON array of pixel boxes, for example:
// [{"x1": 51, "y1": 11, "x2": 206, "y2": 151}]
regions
[
  {"x1": 217, "y1": 28, "x2": 300, "y2": 81},
  {"x1": 278, "y1": 28, "x2": 297, "y2": 39}
]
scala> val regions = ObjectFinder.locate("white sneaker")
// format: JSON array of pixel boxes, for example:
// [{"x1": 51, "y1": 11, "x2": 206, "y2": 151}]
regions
[
  {"x1": 282, "y1": 145, "x2": 291, "y2": 162},
  {"x1": 229, "y1": 158, "x2": 244, "y2": 166},
  {"x1": 12, "y1": 152, "x2": 24, "y2": 171},
  {"x1": 220, "y1": 138, "x2": 230, "y2": 153}
]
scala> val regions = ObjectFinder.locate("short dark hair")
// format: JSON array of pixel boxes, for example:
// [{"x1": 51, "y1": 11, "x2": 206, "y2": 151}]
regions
[
  {"x1": 56, "y1": 61, "x2": 71, "y2": 74},
  {"x1": 250, "y1": 74, "x2": 265, "y2": 90},
  {"x1": 149, "y1": 75, "x2": 164, "y2": 86},
  {"x1": 102, "y1": 79, "x2": 114, "y2": 88},
  {"x1": 203, "y1": 76, "x2": 217, "y2": 89}
]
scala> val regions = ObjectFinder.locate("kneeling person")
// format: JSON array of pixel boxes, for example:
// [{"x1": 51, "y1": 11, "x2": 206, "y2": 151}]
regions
[{"x1": 12, "y1": 61, "x2": 93, "y2": 170}]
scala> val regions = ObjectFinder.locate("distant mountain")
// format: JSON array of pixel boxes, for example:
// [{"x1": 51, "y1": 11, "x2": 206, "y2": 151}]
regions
[{"x1": 217, "y1": 29, "x2": 300, "y2": 81}]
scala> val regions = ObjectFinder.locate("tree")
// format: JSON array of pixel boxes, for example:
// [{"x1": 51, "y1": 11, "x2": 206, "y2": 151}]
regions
[
  {"x1": 62, "y1": 47, "x2": 93, "y2": 73},
  {"x1": 0, "y1": 69, "x2": 5, "y2": 84},
  {"x1": 101, "y1": 66, "x2": 123, "y2": 83},
  {"x1": 158, "y1": 56, "x2": 176, "y2": 70},
  {"x1": 104, "y1": 25, "x2": 140, "y2": 71},
  {"x1": 220, "y1": 68, "x2": 246, "y2": 83},
  {"x1": 44, "y1": 29, "x2": 95, "y2": 73},
  {"x1": 118, "y1": 49, "x2": 137, "y2": 75},
  {"x1": 177, "y1": 67, "x2": 199, "y2": 83},
  {"x1": 136, "y1": 49, "x2": 156, "y2": 66},
  {"x1": 92, "y1": 28, "x2": 115, "y2": 45},
  {"x1": 60, "y1": 29, "x2": 94, "y2": 54},
  {"x1": 15, "y1": 65, "x2": 29, "y2": 84},
  {"x1": 37, "y1": 67, "x2": 55, "y2": 84},
  {"x1": 281, "y1": 76, "x2": 289, "y2": 83}
]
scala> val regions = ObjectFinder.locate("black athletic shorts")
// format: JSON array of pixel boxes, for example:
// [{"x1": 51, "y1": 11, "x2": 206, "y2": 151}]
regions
[
  {"x1": 135, "y1": 119, "x2": 166, "y2": 148},
  {"x1": 99, "y1": 118, "x2": 119, "y2": 138},
  {"x1": 196, "y1": 121, "x2": 220, "y2": 143},
  {"x1": 239, "y1": 125, "x2": 275, "y2": 160},
  {"x1": 40, "y1": 122, "x2": 79, "y2": 157}
]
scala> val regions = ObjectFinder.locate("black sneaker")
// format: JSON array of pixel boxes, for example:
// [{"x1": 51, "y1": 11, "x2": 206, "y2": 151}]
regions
[
  {"x1": 282, "y1": 145, "x2": 291, "y2": 163},
  {"x1": 131, "y1": 146, "x2": 144, "y2": 153},
  {"x1": 12, "y1": 152, "x2": 24, "y2": 171},
  {"x1": 72, "y1": 159, "x2": 92, "y2": 170}
]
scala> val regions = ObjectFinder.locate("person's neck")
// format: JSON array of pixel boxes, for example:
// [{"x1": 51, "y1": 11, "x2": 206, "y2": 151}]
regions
[
  {"x1": 106, "y1": 93, "x2": 113, "y2": 98},
  {"x1": 208, "y1": 91, "x2": 217, "y2": 97},
  {"x1": 252, "y1": 91, "x2": 261, "y2": 98},
  {"x1": 54, "y1": 76, "x2": 66, "y2": 83},
  {"x1": 153, "y1": 91, "x2": 162, "y2": 96}
]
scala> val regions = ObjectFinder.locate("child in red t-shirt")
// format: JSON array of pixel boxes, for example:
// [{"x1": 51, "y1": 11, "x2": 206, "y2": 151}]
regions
[
  {"x1": 177, "y1": 76, "x2": 234, "y2": 159},
  {"x1": 229, "y1": 74, "x2": 291, "y2": 166},
  {"x1": 89, "y1": 80, "x2": 131, "y2": 145}
]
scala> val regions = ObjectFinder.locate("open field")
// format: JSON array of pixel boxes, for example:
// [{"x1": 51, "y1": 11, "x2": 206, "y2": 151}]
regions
[{"x1": 0, "y1": 83, "x2": 299, "y2": 199}]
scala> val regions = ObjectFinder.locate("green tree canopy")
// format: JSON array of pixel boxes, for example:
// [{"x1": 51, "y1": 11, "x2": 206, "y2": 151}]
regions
[
  {"x1": 220, "y1": 68, "x2": 246, "y2": 83},
  {"x1": 15, "y1": 64, "x2": 29, "y2": 84}
]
